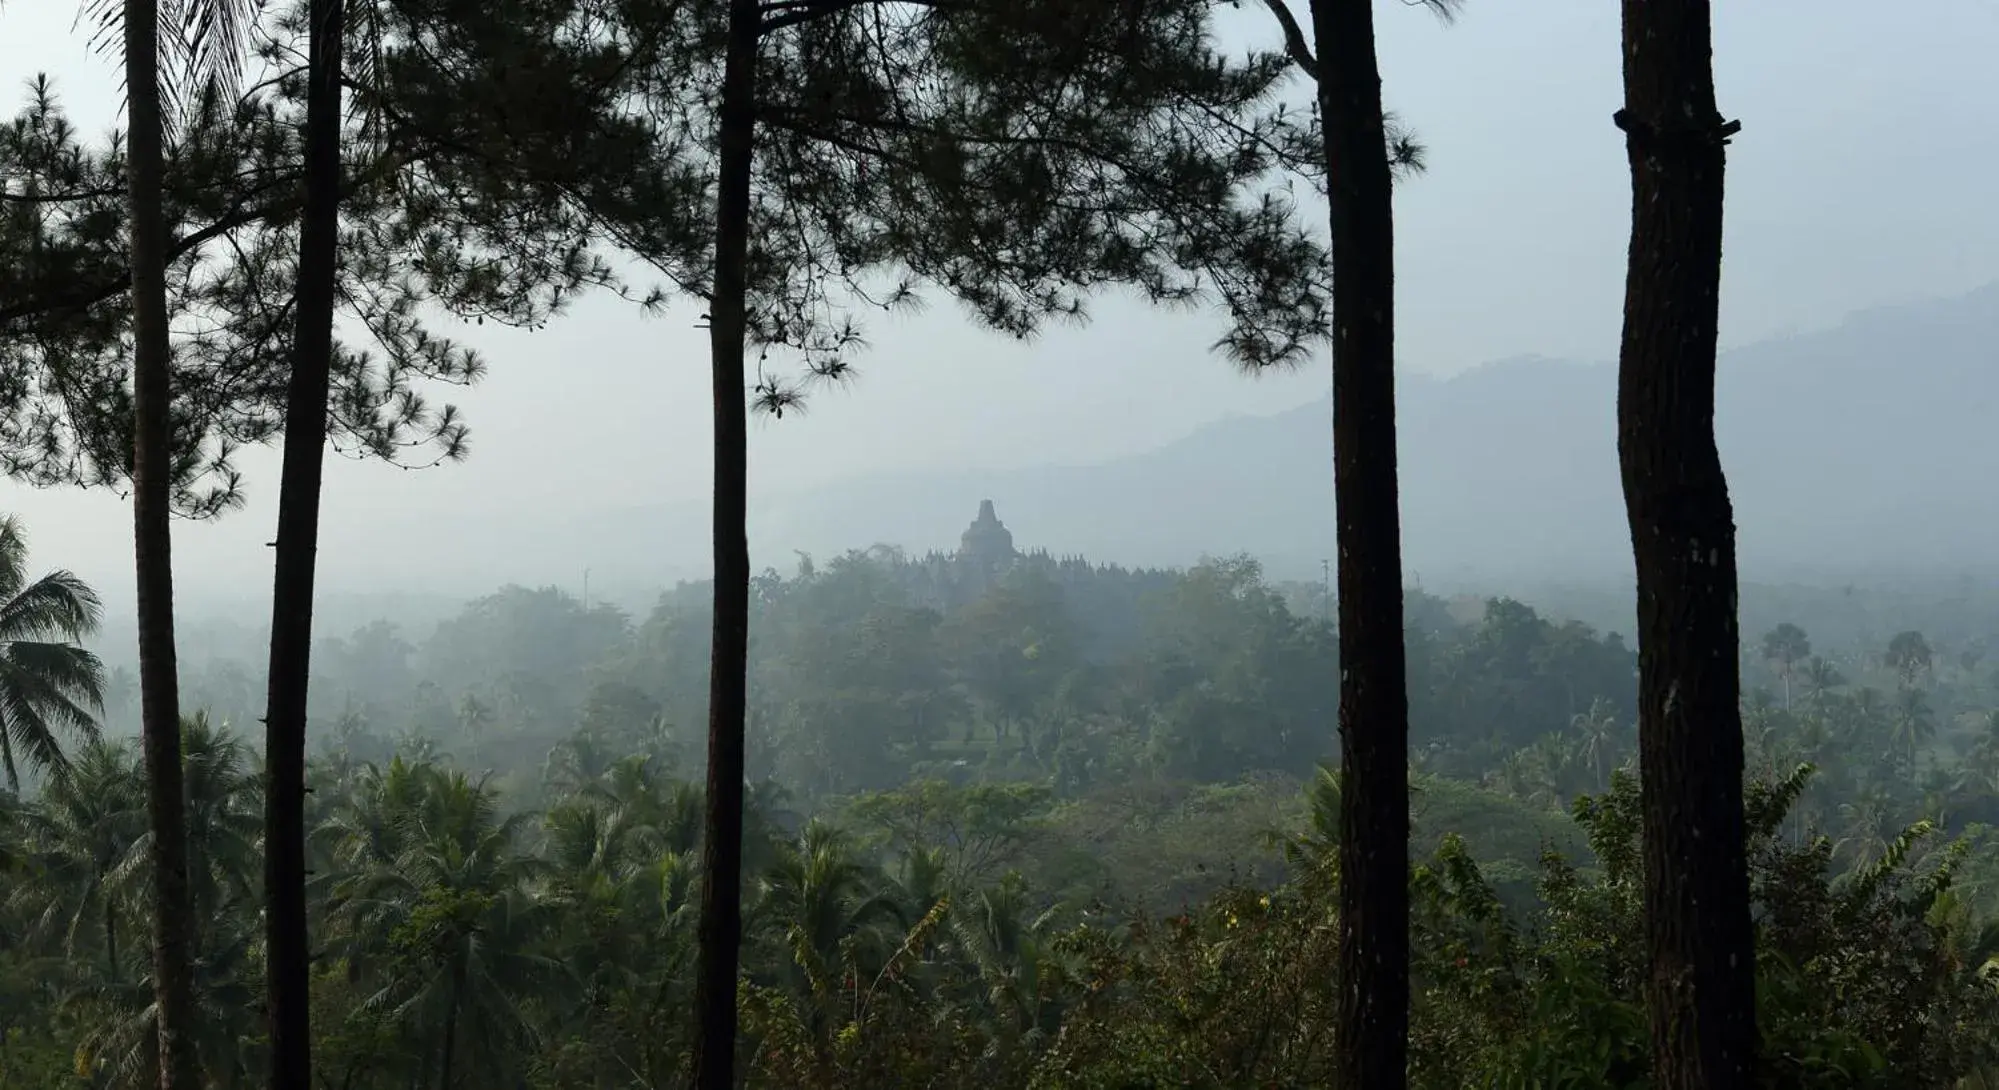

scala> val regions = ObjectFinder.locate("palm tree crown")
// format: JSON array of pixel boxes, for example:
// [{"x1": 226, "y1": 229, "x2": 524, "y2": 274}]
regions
[{"x1": 0, "y1": 515, "x2": 108, "y2": 791}]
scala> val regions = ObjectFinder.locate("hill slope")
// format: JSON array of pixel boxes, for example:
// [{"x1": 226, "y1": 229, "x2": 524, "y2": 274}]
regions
[{"x1": 407, "y1": 283, "x2": 1999, "y2": 592}]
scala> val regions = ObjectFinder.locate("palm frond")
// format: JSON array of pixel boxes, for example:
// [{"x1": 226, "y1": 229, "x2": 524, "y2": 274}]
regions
[
  {"x1": 180, "y1": 0, "x2": 260, "y2": 101},
  {"x1": 77, "y1": 0, "x2": 192, "y2": 116},
  {"x1": 0, "y1": 572, "x2": 105, "y2": 643},
  {"x1": 0, "y1": 655, "x2": 103, "y2": 789},
  {"x1": 0, "y1": 516, "x2": 29, "y2": 600},
  {"x1": 75, "y1": 0, "x2": 263, "y2": 137},
  {"x1": 5, "y1": 640, "x2": 108, "y2": 716}
]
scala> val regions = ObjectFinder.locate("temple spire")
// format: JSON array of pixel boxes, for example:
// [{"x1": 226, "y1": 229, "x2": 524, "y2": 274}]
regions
[{"x1": 958, "y1": 499, "x2": 1017, "y2": 578}]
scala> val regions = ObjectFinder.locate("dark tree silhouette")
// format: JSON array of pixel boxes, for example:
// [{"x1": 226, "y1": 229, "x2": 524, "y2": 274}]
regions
[
  {"x1": 119, "y1": 0, "x2": 203, "y2": 1079},
  {"x1": 677, "y1": 3, "x2": 1340, "y2": 1084},
  {"x1": 1887, "y1": 630, "x2": 1933, "y2": 689},
  {"x1": 690, "y1": 4, "x2": 761, "y2": 1087},
  {"x1": 4, "y1": 14, "x2": 715, "y2": 1078},
  {"x1": 260, "y1": 0, "x2": 346, "y2": 1082},
  {"x1": 1254, "y1": 1, "x2": 1452, "y2": 1076},
  {"x1": 1308, "y1": 0, "x2": 1411, "y2": 1082},
  {"x1": 1612, "y1": 1, "x2": 1755, "y2": 1084}
]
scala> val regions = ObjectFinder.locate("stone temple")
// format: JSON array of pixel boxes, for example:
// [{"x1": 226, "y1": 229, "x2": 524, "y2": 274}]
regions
[{"x1": 957, "y1": 499, "x2": 1017, "y2": 582}]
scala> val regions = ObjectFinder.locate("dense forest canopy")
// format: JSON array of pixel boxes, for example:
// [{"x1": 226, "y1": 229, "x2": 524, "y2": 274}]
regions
[
  {"x1": 5, "y1": 0, "x2": 1996, "y2": 1085},
  {"x1": 9, "y1": 503, "x2": 1999, "y2": 1085}
]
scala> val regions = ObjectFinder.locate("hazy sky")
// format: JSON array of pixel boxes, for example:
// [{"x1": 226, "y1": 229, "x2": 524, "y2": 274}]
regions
[{"x1": 4, "y1": 0, "x2": 1999, "y2": 608}]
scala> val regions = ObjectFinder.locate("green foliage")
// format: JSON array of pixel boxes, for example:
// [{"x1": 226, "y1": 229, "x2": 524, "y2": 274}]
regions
[
  {"x1": 9, "y1": 0, "x2": 1336, "y2": 499},
  {"x1": 1042, "y1": 769, "x2": 1999, "y2": 1090},
  {"x1": 846, "y1": 779, "x2": 1052, "y2": 889},
  {"x1": 0, "y1": 517, "x2": 106, "y2": 791},
  {"x1": 14, "y1": 515, "x2": 1999, "y2": 1085},
  {"x1": 603, "y1": 0, "x2": 1338, "y2": 403},
  {"x1": 1, "y1": 0, "x2": 674, "y2": 511}
]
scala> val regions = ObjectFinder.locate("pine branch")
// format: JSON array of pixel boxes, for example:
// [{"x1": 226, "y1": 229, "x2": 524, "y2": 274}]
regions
[
  {"x1": 0, "y1": 151, "x2": 405, "y2": 327},
  {"x1": 1259, "y1": 0, "x2": 1317, "y2": 80},
  {"x1": 758, "y1": 0, "x2": 964, "y2": 36}
]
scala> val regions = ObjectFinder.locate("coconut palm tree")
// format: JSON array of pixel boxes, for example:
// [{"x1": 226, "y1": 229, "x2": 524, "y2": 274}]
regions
[
  {"x1": 754, "y1": 820, "x2": 904, "y2": 1053},
  {"x1": 538, "y1": 806, "x2": 701, "y2": 1087},
  {"x1": 542, "y1": 728, "x2": 619, "y2": 799},
  {"x1": 574, "y1": 754, "x2": 704, "y2": 857},
  {"x1": 1570, "y1": 697, "x2": 1623, "y2": 792},
  {"x1": 945, "y1": 872, "x2": 1069, "y2": 1055},
  {"x1": 0, "y1": 517, "x2": 108, "y2": 792},
  {"x1": 1760, "y1": 623, "x2": 1812, "y2": 710},
  {"x1": 457, "y1": 693, "x2": 494, "y2": 769},
  {"x1": 324, "y1": 765, "x2": 566, "y2": 1087},
  {"x1": 7, "y1": 741, "x2": 144, "y2": 976},
  {"x1": 172, "y1": 715, "x2": 261, "y2": 934},
  {"x1": 1887, "y1": 630, "x2": 1935, "y2": 689},
  {"x1": 1893, "y1": 685, "x2": 1939, "y2": 775},
  {"x1": 1800, "y1": 655, "x2": 1847, "y2": 710},
  {"x1": 45, "y1": 719, "x2": 265, "y2": 1088},
  {"x1": 539, "y1": 779, "x2": 700, "y2": 1031},
  {"x1": 1834, "y1": 788, "x2": 1898, "y2": 869}
]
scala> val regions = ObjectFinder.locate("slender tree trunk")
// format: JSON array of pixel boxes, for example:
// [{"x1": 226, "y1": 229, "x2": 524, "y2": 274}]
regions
[
  {"x1": 1614, "y1": 2, "x2": 1756, "y2": 1085},
  {"x1": 690, "y1": 2, "x2": 759, "y2": 1087},
  {"x1": 123, "y1": 1, "x2": 203, "y2": 1085},
  {"x1": 104, "y1": 901, "x2": 118, "y2": 979},
  {"x1": 1309, "y1": 1, "x2": 1410, "y2": 1086},
  {"x1": 263, "y1": 0, "x2": 346, "y2": 1084},
  {"x1": 437, "y1": 1004, "x2": 456, "y2": 1090}
]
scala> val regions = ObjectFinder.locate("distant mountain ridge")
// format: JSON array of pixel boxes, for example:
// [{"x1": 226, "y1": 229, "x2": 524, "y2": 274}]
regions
[{"x1": 401, "y1": 282, "x2": 1999, "y2": 592}]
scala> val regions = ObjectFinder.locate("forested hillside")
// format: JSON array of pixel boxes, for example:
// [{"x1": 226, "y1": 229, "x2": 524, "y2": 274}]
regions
[
  {"x1": 2, "y1": 0, "x2": 1989, "y2": 1084},
  {"x1": 10, "y1": 536, "x2": 1999, "y2": 1085}
]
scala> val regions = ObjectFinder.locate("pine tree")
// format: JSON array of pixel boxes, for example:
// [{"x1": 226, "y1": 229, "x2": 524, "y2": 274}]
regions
[
  {"x1": 609, "y1": 4, "x2": 1339, "y2": 1084},
  {"x1": 1307, "y1": 0, "x2": 1412, "y2": 1082},
  {"x1": 0, "y1": 0, "x2": 679, "y2": 508},
  {"x1": 260, "y1": 0, "x2": 345, "y2": 1082},
  {"x1": 1613, "y1": 1, "x2": 1756, "y2": 1084},
  {"x1": 9, "y1": 11, "x2": 1339, "y2": 1084},
  {"x1": 1257, "y1": 2, "x2": 1453, "y2": 1081},
  {"x1": 4, "y1": 10, "x2": 718, "y2": 1082}
]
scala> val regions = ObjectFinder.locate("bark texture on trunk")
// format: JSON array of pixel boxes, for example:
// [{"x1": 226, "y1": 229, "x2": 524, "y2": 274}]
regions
[
  {"x1": 123, "y1": 0, "x2": 202, "y2": 1084},
  {"x1": 263, "y1": 0, "x2": 347, "y2": 1085},
  {"x1": 690, "y1": 2, "x2": 760, "y2": 1087},
  {"x1": 1614, "y1": 2, "x2": 1756, "y2": 1085},
  {"x1": 1309, "y1": 1, "x2": 1410, "y2": 1087},
  {"x1": 438, "y1": 1004, "x2": 456, "y2": 1090}
]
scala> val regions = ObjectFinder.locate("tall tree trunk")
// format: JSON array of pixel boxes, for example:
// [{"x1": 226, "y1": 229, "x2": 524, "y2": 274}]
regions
[
  {"x1": 1614, "y1": 2, "x2": 1756, "y2": 1085},
  {"x1": 437, "y1": 1003, "x2": 456, "y2": 1090},
  {"x1": 123, "y1": 1, "x2": 203, "y2": 1085},
  {"x1": 263, "y1": 0, "x2": 346, "y2": 1084},
  {"x1": 104, "y1": 901, "x2": 118, "y2": 979},
  {"x1": 690, "y1": 1, "x2": 759, "y2": 1087},
  {"x1": 1310, "y1": 1, "x2": 1410, "y2": 1086}
]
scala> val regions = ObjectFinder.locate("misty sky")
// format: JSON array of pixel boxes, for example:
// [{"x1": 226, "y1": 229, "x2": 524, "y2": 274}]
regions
[{"x1": 4, "y1": 1, "x2": 1999, "y2": 608}]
